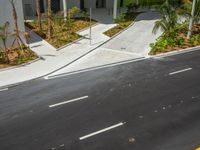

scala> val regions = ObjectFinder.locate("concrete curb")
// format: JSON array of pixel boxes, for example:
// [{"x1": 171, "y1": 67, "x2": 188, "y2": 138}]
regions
[
  {"x1": 149, "y1": 45, "x2": 200, "y2": 58},
  {"x1": 0, "y1": 15, "x2": 144, "y2": 89},
  {"x1": 104, "y1": 19, "x2": 136, "y2": 39},
  {"x1": 0, "y1": 57, "x2": 42, "y2": 72},
  {"x1": 47, "y1": 57, "x2": 146, "y2": 79},
  {"x1": 44, "y1": 18, "x2": 141, "y2": 78}
]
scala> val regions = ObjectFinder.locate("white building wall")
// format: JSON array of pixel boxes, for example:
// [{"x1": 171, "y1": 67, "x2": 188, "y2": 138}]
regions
[{"x1": 0, "y1": 0, "x2": 25, "y2": 46}]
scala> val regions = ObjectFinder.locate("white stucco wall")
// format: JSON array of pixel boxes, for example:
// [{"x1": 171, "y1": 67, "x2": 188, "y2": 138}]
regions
[{"x1": 0, "y1": 0, "x2": 25, "y2": 47}]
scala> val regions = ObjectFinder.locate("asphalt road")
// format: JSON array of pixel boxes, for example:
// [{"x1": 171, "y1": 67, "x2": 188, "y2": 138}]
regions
[{"x1": 0, "y1": 50, "x2": 200, "y2": 150}]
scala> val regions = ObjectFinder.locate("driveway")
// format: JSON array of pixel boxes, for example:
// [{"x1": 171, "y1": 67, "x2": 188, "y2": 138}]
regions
[
  {"x1": 45, "y1": 11, "x2": 162, "y2": 77},
  {"x1": 103, "y1": 11, "x2": 162, "y2": 56}
]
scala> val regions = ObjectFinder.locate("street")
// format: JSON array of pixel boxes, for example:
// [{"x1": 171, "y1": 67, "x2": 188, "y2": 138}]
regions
[{"x1": 0, "y1": 49, "x2": 200, "y2": 150}]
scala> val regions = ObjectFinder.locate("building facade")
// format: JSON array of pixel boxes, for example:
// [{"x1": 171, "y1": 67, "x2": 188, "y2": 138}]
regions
[
  {"x1": 0, "y1": 0, "x2": 25, "y2": 46},
  {"x1": 22, "y1": 0, "x2": 122, "y2": 17}
]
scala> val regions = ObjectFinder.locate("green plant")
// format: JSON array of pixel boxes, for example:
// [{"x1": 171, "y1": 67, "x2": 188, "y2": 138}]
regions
[
  {"x1": 68, "y1": 6, "x2": 80, "y2": 19},
  {"x1": 176, "y1": 37, "x2": 185, "y2": 46},
  {"x1": 153, "y1": 1, "x2": 178, "y2": 37},
  {"x1": 114, "y1": 13, "x2": 126, "y2": 23},
  {"x1": 0, "y1": 22, "x2": 10, "y2": 63},
  {"x1": 81, "y1": 9, "x2": 89, "y2": 21},
  {"x1": 126, "y1": 3, "x2": 139, "y2": 13},
  {"x1": 65, "y1": 18, "x2": 74, "y2": 31}
]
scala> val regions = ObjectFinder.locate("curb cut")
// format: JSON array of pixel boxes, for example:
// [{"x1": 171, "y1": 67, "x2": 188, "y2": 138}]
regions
[
  {"x1": 0, "y1": 13, "x2": 151, "y2": 89},
  {"x1": 46, "y1": 57, "x2": 146, "y2": 79}
]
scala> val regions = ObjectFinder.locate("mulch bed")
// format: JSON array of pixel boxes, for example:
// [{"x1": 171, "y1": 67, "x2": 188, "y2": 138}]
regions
[{"x1": 26, "y1": 17, "x2": 97, "y2": 48}]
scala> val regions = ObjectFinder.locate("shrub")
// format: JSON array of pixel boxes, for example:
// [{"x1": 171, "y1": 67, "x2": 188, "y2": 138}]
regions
[
  {"x1": 126, "y1": 3, "x2": 139, "y2": 13},
  {"x1": 114, "y1": 14, "x2": 126, "y2": 23},
  {"x1": 69, "y1": 7, "x2": 80, "y2": 19},
  {"x1": 176, "y1": 37, "x2": 185, "y2": 46},
  {"x1": 81, "y1": 9, "x2": 89, "y2": 18}
]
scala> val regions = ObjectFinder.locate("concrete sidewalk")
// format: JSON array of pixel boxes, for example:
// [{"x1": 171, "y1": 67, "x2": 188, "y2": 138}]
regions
[
  {"x1": 103, "y1": 11, "x2": 162, "y2": 56},
  {"x1": 0, "y1": 23, "x2": 116, "y2": 88},
  {"x1": 0, "y1": 11, "x2": 162, "y2": 88},
  {"x1": 46, "y1": 11, "x2": 162, "y2": 78}
]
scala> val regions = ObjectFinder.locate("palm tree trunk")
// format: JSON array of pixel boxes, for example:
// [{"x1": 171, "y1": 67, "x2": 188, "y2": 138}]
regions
[
  {"x1": 2, "y1": 39, "x2": 9, "y2": 63},
  {"x1": 36, "y1": 0, "x2": 42, "y2": 31},
  {"x1": 10, "y1": 0, "x2": 25, "y2": 60},
  {"x1": 47, "y1": 0, "x2": 52, "y2": 39}
]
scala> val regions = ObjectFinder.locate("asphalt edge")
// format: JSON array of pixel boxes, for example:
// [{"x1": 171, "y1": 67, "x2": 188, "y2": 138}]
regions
[{"x1": 149, "y1": 45, "x2": 200, "y2": 58}]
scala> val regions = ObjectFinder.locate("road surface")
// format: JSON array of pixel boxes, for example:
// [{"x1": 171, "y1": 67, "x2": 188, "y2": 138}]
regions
[{"x1": 0, "y1": 50, "x2": 200, "y2": 150}]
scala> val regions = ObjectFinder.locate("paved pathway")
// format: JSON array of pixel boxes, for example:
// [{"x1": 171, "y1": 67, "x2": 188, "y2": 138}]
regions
[
  {"x1": 0, "y1": 10, "x2": 162, "y2": 87},
  {"x1": 103, "y1": 11, "x2": 162, "y2": 56},
  {"x1": 46, "y1": 11, "x2": 162, "y2": 78},
  {"x1": 0, "y1": 23, "x2": 116, "y2": 88}
]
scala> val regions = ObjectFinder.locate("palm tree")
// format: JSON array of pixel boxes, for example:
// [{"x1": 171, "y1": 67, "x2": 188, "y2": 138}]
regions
[
  {"x1": 152, "y1": 0, "x2": 178, "y2": 37},
  {"x1": 47, "y1": 0, "x2": 53, "y2": 39},
  {"x1": 180, "y1": 0, "x2": 200, "y2": 23},
  {"x1": 191, "y1": 0, "x2": 200, "y2": 24},
  {"x1": 0, "y1": 22, "x2": 10, "y2": 63},
  {"x1": 36, "y1": 0, "x2": 42, "y2": 31},
  {"x1": 10, "y1": 0, "x2": 25, "y2": 50}
]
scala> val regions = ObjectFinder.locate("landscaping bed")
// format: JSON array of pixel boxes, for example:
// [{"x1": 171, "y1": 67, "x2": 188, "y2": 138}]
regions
[
  {"x1": 104, "y1": 12, "x2": 140, "y2": 37},
  {"x1": 0, "y1": 46, "x2": 38, "y2": 69},
  {"x1": 149, "y1": 24, "x2": 200, "y2": 55},
  {"x1": 26, "y1": 17, "x2": 97, "y2": 48}
]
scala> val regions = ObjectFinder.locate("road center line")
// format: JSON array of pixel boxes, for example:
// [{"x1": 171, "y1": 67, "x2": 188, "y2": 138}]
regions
[
  {"x1": 0, "y1": 88, "x2": 8, "y2": 92},
  {"x1": 49, "y1": 96, "x2": 89, "y2": 108},
  {"x1": 79, "y1": 122, "x2": 125, "y2": 140},
  {"x1": 169, "y1": 68, "x2": 192, "y2": 75}
]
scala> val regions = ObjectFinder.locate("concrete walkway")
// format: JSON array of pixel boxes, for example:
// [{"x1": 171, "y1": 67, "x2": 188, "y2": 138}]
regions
[
  {"x1": 46, "y1": 11, "x2": 162, "y2": 78},
  {"x1": 103, "y1": 11, "x2": 162, "y2": 56},
  {"x1": 0, "y1": 10, "x2": 162, "y2": 87},
  {"x1": 0, "y1": 23, "x2": 116, "y2": 88}
]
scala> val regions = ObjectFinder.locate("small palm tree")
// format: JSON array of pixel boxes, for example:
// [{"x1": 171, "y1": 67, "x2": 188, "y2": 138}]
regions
[
  {"x1": 0, "y1": 22, "x2": 10, "y2": 63},
  {"x1": 179, "y1": 0, "x2": 200, "y2": 23},
  {"x1": 47, "y1": 0, "x2": 53, "y2": 39},
  {"x1": 153, "y1": 0, "x2": 178, "y2": 37},
  {"x1": 10, "y1": 0, "x2": 31, "y2": 60},
  {"x1": 36, "y1": 0, "x2": 42, "y2": 31},
  {"x1": 192, "y1": 0, "x2": 200, "y2": 24},
  {"x1": 10, "y1": 0, "x2": 25, "y2": 50}
]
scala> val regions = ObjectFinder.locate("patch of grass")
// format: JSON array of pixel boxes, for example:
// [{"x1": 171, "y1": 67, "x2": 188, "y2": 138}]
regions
[
  {"x1": 26, "y1": 17, "x2": 97, "y2": 48},
  {"x1": 149, "y1": 24, "x2": 200, "y2": 55},
  {"x1": 0, "y1": 46, "x2": 38, "y2": 69},
  {"x1": 104, "y1": 12, "x2": 140, "y2": 37}
]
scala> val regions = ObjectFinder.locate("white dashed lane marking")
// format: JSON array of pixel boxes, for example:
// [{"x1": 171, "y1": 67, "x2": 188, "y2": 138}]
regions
[
  {"x1": 79, "y1": 122, "x2": 125, "y2": 140},
  {"x1": 0, "y1": 88, "x2": 8, "y2": 92},
  {"x1": 49, "y1": 96, "x2": 89, "y2": 108},
  {"x1": 169, "y1": 68, "x2": 192, "y2": 75}
]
